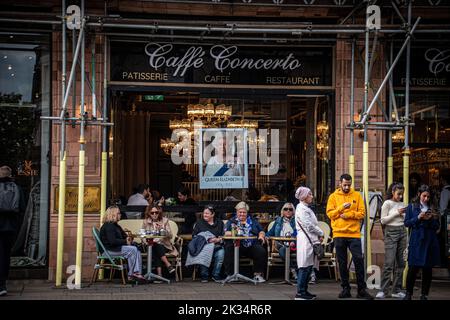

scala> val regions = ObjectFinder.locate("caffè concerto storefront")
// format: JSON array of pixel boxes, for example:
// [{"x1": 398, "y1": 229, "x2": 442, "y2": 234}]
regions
[{"x1": 108, "y1": 41, "x2": 335, "y2": 206}]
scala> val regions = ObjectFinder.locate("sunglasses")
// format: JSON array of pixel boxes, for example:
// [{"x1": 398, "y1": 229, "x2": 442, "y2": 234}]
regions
[
  {"x1": 283, "y1": 208, "x2": 294, "y2": 211},
  {"x1": 150, "y1": 211, "x2": 159, "y2": 215}
]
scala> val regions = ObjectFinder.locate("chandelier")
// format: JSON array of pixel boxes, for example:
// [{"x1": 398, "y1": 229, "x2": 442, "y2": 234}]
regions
[
  {"x1": 160, "y1": 102, "x2": 259, "y2": 155},
  {"x1": 227, "y1": 119, "x2": 258, "y2": 129}
]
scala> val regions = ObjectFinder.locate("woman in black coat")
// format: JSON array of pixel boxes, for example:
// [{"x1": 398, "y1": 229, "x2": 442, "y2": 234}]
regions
[{"x1": 404, "y1": 185, "x2": 440, "y2": 300}]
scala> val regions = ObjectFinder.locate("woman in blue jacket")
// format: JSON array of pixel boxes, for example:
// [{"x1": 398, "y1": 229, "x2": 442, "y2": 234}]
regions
[
  {"x1": 223, "y1": 202, "x2": 267, "y2": 283},
  {"x1": 266, "y1": 202, "x2": 297, "y2": 278},
  {"x1": 404, "y1": 184, "x2": 440, "y2": 300}
]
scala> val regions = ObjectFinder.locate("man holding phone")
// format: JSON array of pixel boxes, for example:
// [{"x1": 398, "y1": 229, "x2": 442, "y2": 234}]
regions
[{"x1": 326, "y1": 174, "x2": 374, "y2": 300}]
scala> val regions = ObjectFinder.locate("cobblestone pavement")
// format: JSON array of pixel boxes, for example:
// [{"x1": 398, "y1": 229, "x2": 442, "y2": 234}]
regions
[{"x1": 2, "y1": 278, "x2": 450, "y2": 300}]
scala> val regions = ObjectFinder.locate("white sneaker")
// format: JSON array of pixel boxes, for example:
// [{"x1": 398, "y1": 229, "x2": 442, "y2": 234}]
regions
[
  {"x1": 290, "y1": 269, "x2": 298, "y2": 280},
  {"x1": 391, "y1": 292, "x2": 406, "y2": 299},
  {"x1": 254, "y1": 275, "x2": 266, "y2": 283},
  {"x1": 375, "y1": 291, "x2": 385, "y2": 299},
  {"x1": 308, "y1": 272, "x2": 316, "y2": 284}
]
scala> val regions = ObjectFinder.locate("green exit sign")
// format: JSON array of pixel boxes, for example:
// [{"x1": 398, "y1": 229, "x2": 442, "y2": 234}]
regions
[{"x1": 143, "y1": 95, "x2": 164, "y2": 101}]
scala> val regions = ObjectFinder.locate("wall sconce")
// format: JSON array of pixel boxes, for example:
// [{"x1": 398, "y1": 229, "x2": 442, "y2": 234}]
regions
[{"x1": 316, "y1": 120, "x2": 329, "y2": 160}]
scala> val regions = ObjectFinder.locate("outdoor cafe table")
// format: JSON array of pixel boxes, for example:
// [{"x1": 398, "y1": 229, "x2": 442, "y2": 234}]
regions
[
  {"x1": 133, "y1": 234, "x2": 171, "y2": 284},
  {"x1": 267, "y1": 236, "x2": 297, "y2": 285},
  {"x1": 221, "y1": 235, "x2": 258, "y2": 285}
]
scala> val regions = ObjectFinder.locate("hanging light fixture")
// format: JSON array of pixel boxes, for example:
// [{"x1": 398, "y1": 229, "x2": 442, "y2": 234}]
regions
[
  {"x1": 316, "y1": 120, "x2": 329, "y2": 160},
  {"x1": 227, "y1": 119, "x2": 258, "y2": 129}
]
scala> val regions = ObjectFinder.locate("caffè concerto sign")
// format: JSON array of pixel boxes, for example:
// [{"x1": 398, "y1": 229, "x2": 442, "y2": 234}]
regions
[{"x1": 110, "y1": 42, "x2": 332, "y2": 87}]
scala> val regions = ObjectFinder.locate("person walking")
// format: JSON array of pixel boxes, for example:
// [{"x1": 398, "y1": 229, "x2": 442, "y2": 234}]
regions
[
  {"x1": 376, "y1": 183, "x2": 407, "y2": 299},
  {"x1": 326, "y1": 173, "x2": 374, "y2": 299},
  {"x1": 404, "y1": 184, "x2": 440, "y2": 300},
  {"x1": 0, "y1": 166, "x2": 25, "y2": 296},
  {"x1": 294, "y1": 187, "x2": 323, "y2": 300}
]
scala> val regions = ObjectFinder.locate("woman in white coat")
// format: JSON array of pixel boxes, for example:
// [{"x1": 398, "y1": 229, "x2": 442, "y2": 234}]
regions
[{"x1": 295, "y1": 187, "x2": 324, "y2": 300}]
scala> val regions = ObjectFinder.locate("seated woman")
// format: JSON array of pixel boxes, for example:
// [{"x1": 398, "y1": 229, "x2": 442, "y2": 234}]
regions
[
  {"x1": 266, "y1": 202, "x2": 297, "y2": 279},
  {"x1": 142, "y1": 205, "x2": 177, "y2": 279},
  {"x1": 223, "y1": 201, "x2": 267, "y2": 283},
  {"x1": 99, "y1": 206, "x2": 145, "y2": 282},
  {"x1": 190, "y1": 205, "x2": 225, "y2": 282}
]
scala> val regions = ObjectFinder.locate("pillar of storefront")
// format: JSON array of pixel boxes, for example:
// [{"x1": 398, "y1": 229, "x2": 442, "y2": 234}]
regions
[
  {"x1": 334, "y1": 38, "x2": 386, "y2": 268},
  {"x1": 48, "y1": 32, "x2": 105, "y2": 282}
]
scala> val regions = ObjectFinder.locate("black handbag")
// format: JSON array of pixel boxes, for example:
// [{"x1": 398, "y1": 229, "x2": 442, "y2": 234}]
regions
[{"x1": 296, "y1": 220, "x2": 325, "y2": 259}]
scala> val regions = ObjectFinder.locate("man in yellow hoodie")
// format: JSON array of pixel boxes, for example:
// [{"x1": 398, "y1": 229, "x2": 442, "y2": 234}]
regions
[{"x1": 326, "y1": 174, "x2": 373, "y2": 300}]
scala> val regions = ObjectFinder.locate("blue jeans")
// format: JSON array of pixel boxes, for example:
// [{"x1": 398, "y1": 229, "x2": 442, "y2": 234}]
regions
[
  {"x1": 199, "y1": 246, "x2": 225, "y2": 280},
  {"x1": 297, "y1": 265, "x2": 313, "y2": 295}
]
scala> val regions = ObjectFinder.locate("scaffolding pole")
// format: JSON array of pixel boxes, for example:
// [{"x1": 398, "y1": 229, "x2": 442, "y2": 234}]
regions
[
  {"x1": 75, "y1": 0, "x2": 86, "y2": 289},
  {"x1": 362, "y1": 5, "x2": 371, "y2": 273},
  {"x1": 349, "y1": 38, "x2": 355, "y2": 187},
  {"x1": 403, "y1": 0, "x2": 413, "y2": 289},
  {"x1": 100, "y1": 36, "x2": 108, "y2": 224},
  {"x1": 358, "y1": 17, "x2": 420, "y2": 125},
  {"x1": 387, "y1": 40, "x2": 394, "y2": 187},
  {"x1": 55, "y1": 0, "x2": 66, "y2": 287}
]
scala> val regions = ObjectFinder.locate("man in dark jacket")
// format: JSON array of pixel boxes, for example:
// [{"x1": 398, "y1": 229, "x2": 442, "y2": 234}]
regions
[{"x1": 0, "y1": 166, "x2": 25, "y2": 296}]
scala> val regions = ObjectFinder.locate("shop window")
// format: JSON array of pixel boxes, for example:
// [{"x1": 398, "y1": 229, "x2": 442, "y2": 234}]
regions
[
  {"x1": 393, "y1": 93, "x2": 450, "y2": 199},
  {"x1": 0, "y1": 38, "x2": 50, "y2": 268}
]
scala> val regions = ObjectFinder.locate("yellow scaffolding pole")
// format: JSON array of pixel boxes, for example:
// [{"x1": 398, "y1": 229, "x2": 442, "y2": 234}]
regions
[
  {"x1": 75, "y1": 149, "x2": 85, "y2": 288},
  {"x1": 55, "y1": 152, "x2": 66, "y2": 287},
  {"x1": 100, "y1": 152, "x2": 107, "y2": 222},
  {"x1": 402, "y1": 148, "x2": 410, "y2": 287},
  {"x1": 349, "y1": 154, "x2": 355, "y2": 188},
  {"x1": 363, "y1": 141, "x2": 372, "y2": 267},
  {"x1": 387, "y1": 156, "x2": 393, "y2": 187}
]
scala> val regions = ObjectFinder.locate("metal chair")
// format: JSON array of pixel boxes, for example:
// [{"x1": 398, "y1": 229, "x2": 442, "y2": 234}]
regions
[
  {"x1": 90, "y1": 227, "x2": 128, "y2": 285},
  {"x1": 317, "y1": 221, "x2": 338, "y2": 281},
  {"x1": 265, "y1": 221, "x2": 296, "y2": 280},
  {"x1": 166, "y1": 219, "x2": 184, "y2": 281}
]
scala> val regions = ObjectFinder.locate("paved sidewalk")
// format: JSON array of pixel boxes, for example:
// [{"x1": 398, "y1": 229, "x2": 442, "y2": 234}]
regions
[{"x1": 2, "y1": 278, "x2": 450, "y2": 300}]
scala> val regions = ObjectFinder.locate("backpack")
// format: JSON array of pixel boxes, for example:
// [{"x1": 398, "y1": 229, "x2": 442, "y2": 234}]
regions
[{"x1": 0, "y1": 182, "x2": 20, "y2": 213}]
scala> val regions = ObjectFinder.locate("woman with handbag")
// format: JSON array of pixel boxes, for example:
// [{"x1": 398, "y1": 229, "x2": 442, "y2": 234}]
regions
[{"x1": 294, "y1": 187, "x2": 324, "y2": 300}]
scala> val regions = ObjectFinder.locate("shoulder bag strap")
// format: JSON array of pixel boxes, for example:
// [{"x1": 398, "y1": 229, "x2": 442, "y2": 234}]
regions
[{"x1": 296, "y1": 218, "x2": 314, "y2": 247}]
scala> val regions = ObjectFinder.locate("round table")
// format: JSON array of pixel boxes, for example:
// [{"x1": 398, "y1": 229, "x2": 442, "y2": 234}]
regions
[
  {"x1": 133, "y1": 234, "x2": 171, "y2": 284},
  {"x1": 267, "y1": 236, "x2": 296, "y2": 285},
  {"x1": 221, "y1": 235, "x2": 259, "y2": 285}
]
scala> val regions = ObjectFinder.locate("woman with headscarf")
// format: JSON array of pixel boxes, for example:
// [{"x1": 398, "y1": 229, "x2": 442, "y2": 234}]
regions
[{"x1": 294, "y1": 187, "x2": 324, "y2": 300}]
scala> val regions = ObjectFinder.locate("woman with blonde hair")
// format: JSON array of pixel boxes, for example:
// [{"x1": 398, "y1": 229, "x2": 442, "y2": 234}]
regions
[
  {"x1": 99, "y1": 206, "x2": 145, "y2": 281},
  {"x1": 142, "y1": 205, "x2": 177, "y2": 279},
  {"x1": 266, "y1": 202, "x2": 297, "y2": 279}
]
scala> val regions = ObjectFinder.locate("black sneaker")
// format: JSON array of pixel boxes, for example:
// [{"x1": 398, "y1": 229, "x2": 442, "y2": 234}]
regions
[
  {"x1": 403, "y1": 292, "x2": 412, "y2": 300},
  {"x1": 0, "y1": 288, "x2": 7, "y2": 297},
  {"x1": 201, "y1": 279, "x2": 208, "y2": 283},
  {"x1": 420, "y1": 295, "x2": 428, "y2": 300},
  {"x1": 357, "y1": 289, "x2": 374, "y2": 300},
  {"x1": 295, "y1": 293, "x2": 316, "y2": 300},
  {"x1": 338, "y1": 288, "x2": 352, "y2": 299},
  {"x1": 306, "y1": 291, "x2": 317, "y2": 298}
]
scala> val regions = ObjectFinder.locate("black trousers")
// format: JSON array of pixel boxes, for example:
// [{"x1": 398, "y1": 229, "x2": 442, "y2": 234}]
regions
[
  {"x1": 152, "y1": 243, "x2": 169, "y2": 267},
  {"x1": 224, "y1": 241, "x2": 267, "y2": 276},
  {"x1": 334, "y1": 237, "x2": 367, "y2": 291},
  {"x1": 0, "y1": 232, "x2": 15, "y2": 286},
  {"x1": 406, "y1": 266, "x2": 432, "y2": 296}
]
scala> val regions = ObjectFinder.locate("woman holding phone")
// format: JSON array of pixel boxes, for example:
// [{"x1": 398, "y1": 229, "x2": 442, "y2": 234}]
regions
[
  {"x1": 404, "y1": 184, "x2": 440, "y2": 300},
  {"x1": 376, "y1": 183, "x2": 407, "y2": 299}
]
